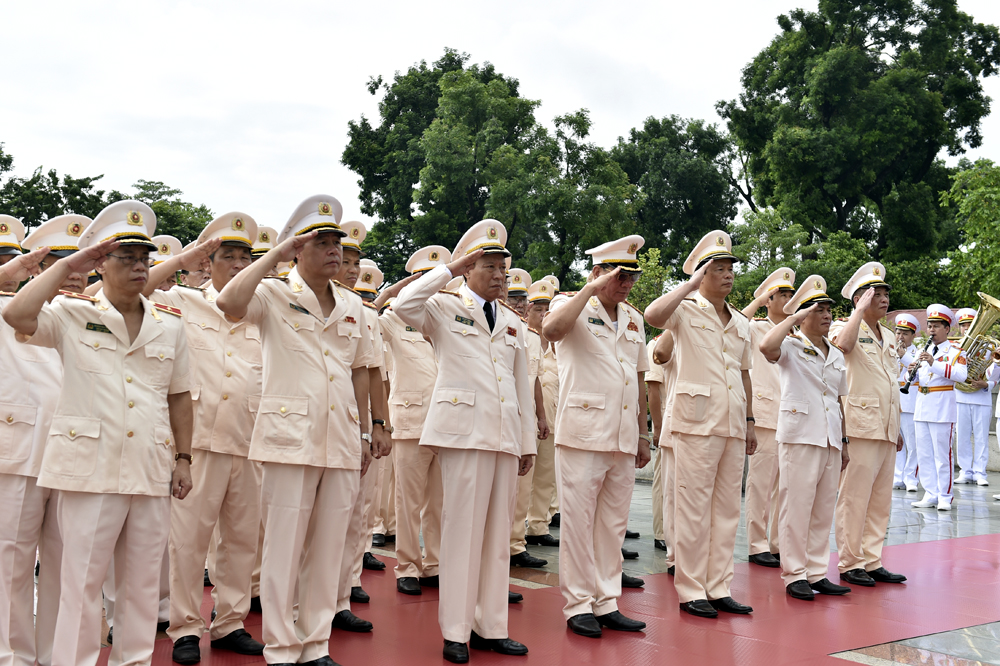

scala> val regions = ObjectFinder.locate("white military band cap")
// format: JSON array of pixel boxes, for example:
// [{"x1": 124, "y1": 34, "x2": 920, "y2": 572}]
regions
[
  {"x1": 356, "y1": 258, "x2": 384, "y2": 294},
  {"x1": 754, "y1": 267, "x2": 796, "y2": 299},
  {"x1": 406, "y1": 245, "x2": 451, "y2": 274},
  {"x1": 24, "y1": 215, "x2": 91, "y2": 257},
  {"x1": 0, "y1": 215, "x2": 25, "y2": 255},
  {"x1": 453, "y1": 219, "x2": 510, "y2": 258},
  {"x1": 277, "y1": 195, "x2": 346, "y2": 244},
  {"x1": 682, "y1": 230, "x2": 739, "y2": 276},
  {"x1": 341, "y1": 221, "x2": 367, "y2": 255},
  {"x1": 151, "y1": 235, "x2": 182, "y2": 265},
  {"x1": 528, "y1": 281, "x2": 554, "y2": 302},
  {"x1": 956, "y1": 307, "x2": 977, "y2": 324},
  {"x1": 542, "y1": 274, "x2": 560, "y2": 292},
  {"x1": 783, "y1": 274, "x2": 834, "y2": 315},
  {"x1": 80, "y1": 200, "x2": 157, "y2": 251},
  {"x1": 507, "y1": 268, "x2": 531, "y2": 294},
  {"x1": 586, "y1": 234, "x2": 644, "y2": 274},
  {"x1": 895, "y1": 313, "x2": 919, "y2": 332},
  {"x1": 253, "y1": 226, "x2": 278, "y2": 257},
  {"x1": 926, "y1": 304, "x2": 954, "y2": 325},
  {"x1": 198, "y1": 212, "x2": 258, "y2": 250},
  {"x1": 841, "y1": 261, "x2": 890, "y2": 299}
]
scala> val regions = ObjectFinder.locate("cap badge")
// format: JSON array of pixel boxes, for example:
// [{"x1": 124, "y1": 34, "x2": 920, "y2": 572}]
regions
[
  {"x1": 259, "y1": 231, "x2": 270, "y2": 243},
  {"x1": 159, "y1": 243, "x2": 171, "y2": 255},
  {"x1": 487, "y1": 226, "x2": 498, "y2": 240},
  {"x1": 540, "y1": 285, "x2": 547, "y2": 292},
  {"x1": 351, "y1": 227, "x2": 360, "y2": 238},
  {"x1": 362, "y1": 272, "x2": 373, "y2": 283},
  {"x1": 0, "y1": 223, "x2": 8, "y2": 235},
  {"x1": 814, "y1": 279, "x2": 822, "y2": 290},
  {"x1": 627, "y1": 242, "x2": 638, "y2": 254},
  {"x1": 429, "y1": 251, "x2": 439, "y2": 261},
  {"x1": 513, "y1": 275, "x2": 522, "y2": 283},
  {"x1": 318, "y1": 202, "x2": 333, "y2": 216},
  {"x1": 873, "y1": 267, "x2": 881, "y2": 276},
  {"x1": 232, "y1": 217, "x2": 245, "y2": 232},
  {"x1": 67, "y1": 222, "x2": 83, "y2": 237},
  {"x1": 716, "y1": 236, "x2": 725, "y2": 246},
  {"x1": 783, "y1": 271, "x2": 790, "y2": 280},
  {"x1": 127, "y1": 211, "x2": 143, "y2": 226}
]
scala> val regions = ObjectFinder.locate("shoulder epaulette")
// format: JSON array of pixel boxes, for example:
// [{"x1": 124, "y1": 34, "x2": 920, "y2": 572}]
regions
[
  {"x1": 830, "y1": 340, "x2": 846, "y2": 353},
  {"x1": 0, "y1": 291, "x2": 16, "y2": 297},
  {"x1": 362, "y1": 301, "x2": 377, "y2": 310},
  {"x1": 558, "y1": 291, "x2": 577, "y2": 296},
  {"x1": 735, "y1": 309, "x2": 748, "y2": 319},
  {"x1": 152, "y1": 302, "x2": 183, "y2": 317},
  {"x1": 623, "y1": 300, "x2": 643, "y2": 315},
  {"x1": 59, "y1": 291, "x2": 100, "y2": 303},
  {"x1": 753, "y1": 316, "x2": 767, "y2": 321},
  {"x1": 528, "y1": 326, "x2": 541, "y2": 336},
  {"x1": 175, "y1": 283, "x2": 204, "y2": 291},
  {"x1": 333, "y1": 280, "x2": 362, "y2": 297},
  {"x1": 836, "y1": 317, "x2": 848, "y2": 322},
  {"x1": 682, "y1": 296, "x2": 699, "y2": 303},
  {"x1": 499, "y1": 300, "x2": 528, "y2": 323},
  {"x1": 263, "y1": 275, "x2": 288, "y2": 281},
  {"x1": 438, "y1": 290, "x2": 461, "y2": 297}
]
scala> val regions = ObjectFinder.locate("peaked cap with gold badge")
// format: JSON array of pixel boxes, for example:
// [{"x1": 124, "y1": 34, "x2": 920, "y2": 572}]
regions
[
  {"x1": 453, "y1": 219, "x2": 511, "y2": 258},
  {"x1": 841, "y1": 261, "x2": 891, "y2": 300},
  {"x1": 253, "y1": 226, "x2": 278, "y2": 258},
  {"x1": 406, "y1": 245, "x2": 451, "y2": 274},
  {"x1": 507, "y1": 268, "x2": 531, "y2": 295},
  {"x1": 356, "y1": 258, "x2": 384, "y2": 296},
  {"x1": 528, "y1": 280, "x2": 554, "y2": 303},
  {"x1": 24, "y1": 215, "x2": 92, "y2": 258},
  {"x1": 150, "y1": 235, "x2": 182, "y2": 265},
  {"x1": 542, "y1": 274, "x2": 560, "y2": 292},
  {"x1": 277, "y1": 195, "x2": 347, "y2": 243},
  {"x1": 956, "y1": 308, "x2": 977, "y2": 325},
  {"x1": 682, "y1": 229, "x2": 739, "y2": 276},
  {"x1": 586, "y1": 234, "x2": 644, "y2": 274},
  {"x1": 895, "y1": 313, "x2": 919, "y2": 332},
  {"x1": 783, "y1": 275, "x2": 835, "y2": 314},
  {"x1": 0, "y1": 215, "x2": 25, "y2": 256},
  {"x1": 340, "y1": 221, "x2": 367, "y2": 256},
  {"x1": 79, "y1": 200, "x2": 157, "y2": 251},
  {"x1": 754, "y1": 267, "x2": 796, "y2": 299},
  {"x1": 197, "y1": 212, "x2": 258, "y2": 250}
]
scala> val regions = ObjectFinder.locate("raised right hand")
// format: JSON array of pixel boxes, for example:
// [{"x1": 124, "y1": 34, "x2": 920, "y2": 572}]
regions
[
  {"x1": 273, "y1": 231, "x2": 319, "y2": 264},
  {"x1": 0, "y1": 247, "x2": 51, "y2": 283},
  {"x1": 445, "y1": 248, "x2": 484, "y2": 277},
  {"x1": 64, "y1": 239, "x2": 119, "y2": 274},
  {"x1": 688, "y1": 258, "x2": 714, "y2": 289}
]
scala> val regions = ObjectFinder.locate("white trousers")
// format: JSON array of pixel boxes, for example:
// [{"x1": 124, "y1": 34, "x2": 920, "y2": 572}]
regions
[
  {"x1": 915, "y1": 421, "x2": 954, "y2": 502},
  {"x1": 744, "y1": 427, "x2": 779, "y2": 556},
  {"x1": 777, "y1": 443, "x2": 840, "y2": 586},
  {"x1": 955, "y1": 403, "x2": 991, "y2": 478},
  {"x1": 660, "y1": 447, "x2": 676, "y2": 568},
  {"x1": 894, "y1": 412, "x2": 918, "y2": 488},
  {"x1": 392, "y1": 439, "x2": 442, "y2": 579}
]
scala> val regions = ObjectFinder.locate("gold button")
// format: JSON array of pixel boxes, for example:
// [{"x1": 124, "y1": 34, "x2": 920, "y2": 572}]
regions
[
  {"x1": 5, "y1": 415, "x2": 12, "y2": 423},
  {"x1": 222, "y1": 394, "x2": 229, "y2": 400},
  {"x1": 128, "y1": 401, "x2": 134, "y2": 408},
  {"x1": 159, "y1": 353, "x2": 164, "y2": 359},
  {"x1": 823, "y1": 391, "x2": 827, "y2": 396},
  {"x1": 619, "y1": 357, "x2": 623, "y2": 362},
  {"x1": 404, "y1": 400, "x2": 410, "y2": 406},
  {"x1": 624, "y1": 405, "x2": 628, "y2": 410},
  {"x1": 280, "y1": 407, "x2": 287, "y2": 414},
  {"x1": 226, "y1": 371, "x2": 232, "y2": 378},
  {"x1": 330, "y1": 405, "x2": 336, "y2": 411},
  {"x1": 728, "y1": 385, "x2": 732, "y2": 389},
  {"x1": 826, "y1": 407, "x2": 829, "y2": 411},
  {"x1": 329, "y1": 375, "x2": 334, "y2": 382},
  {"x1": 757, "y1": 392, "x2": 762, "y2": 398},
  {"x1": 452, "y1": 398, "x2": 458, "y2": 404},
  {"x1": 723, "y1": 347, "x2": 727, "y2": 352},
  {"x1": 227, "y1": 351, "x2": 232, "y2": 356},
  {"x1": 861, "y1": 402, "x2": 867, "y2": 407},
  {"x1": 127, "y1": 431, "x2": 134, "y2": 437},
  {"x1": 583, "y1": 402, "x2": 589, "y2": 408},
  {"x1": 497, "y1": 377, "x2": 502, "y2": 382},
  {"x1": 294, "y1": 323, "x2": 299, "y2": 328},
  {"x1": 501, "y1": 397, "x2": 505, "y2": 403},
  {"x1": 229, "y1": 329, "x2": 236, "y2": 335},
  {"x1": 493, "y1": 357, "x2": 497, "y2": 362},
  {"x1": 69, "y1": 429, "x2": 76, "y2": 437},
  {"x1": 701, "y1": 324, "x2": 706, "y2": 329},
  {"x1": 791, "y1": 408, "x2": 797, "y2": 413},
  {"x1": 324, "y1": 350, "x2": 330, "y2": 356},
  {"x1": 126, "y1": 376, "x2": 133, "y2": 383},
  {"x1": 165, "y1": 438, "x2": 170, "y2": 445},
  {"x1": 626, "y1": 380, "x2": 630, "y2": 385},
  {"x1": 93, "y1": 342, "x2": 100, "y2": 348}
]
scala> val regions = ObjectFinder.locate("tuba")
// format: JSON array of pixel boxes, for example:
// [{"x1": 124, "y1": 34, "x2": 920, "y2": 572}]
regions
[{"x1": 955, "y1": 292, "x2": 1000, "y2": 393}]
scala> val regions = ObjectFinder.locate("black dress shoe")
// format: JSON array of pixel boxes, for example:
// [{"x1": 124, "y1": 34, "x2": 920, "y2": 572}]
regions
[
  {"x1": 709, "y1": 597, "x2": 753, "y2": 614},
  {"x1": 351, "y1": 586, "x2": 369, "y2": 603},
  {"x1": 667, "y1": 566, "x2": 675, "y2": 576},
  {"x1": 211, "y1": 607, "x2": 216, "y2": 621},
  {"x1": 679, "y1": 600, "x2": 718, "y2": 618},
  {"x1": 363, "y1": 552, "x2": 385, "y2": 571},
  {"x1": 840, "y1": 568, "x2": 876, "y2": 587},
  {"x1": 566, "y1": 613, "x2": 602, "y2": 637},
  {"x1": 371, "y1": 533, "x2": 386, "y2": 547},
  {"x1": 596, "y1": 610, "x2": 646, "y2": 631},
  {"x1": 443, "y1": 640, "x2": 469, "y2": 664},
  {"x1": 172, "y1": 635, "x2": 201, "y2": 665},
  {"x1": 748, "y1": 552, "x2": 781, "y2": 568},
  {"x1": 550, "y1": 512, "x2": 560, "y2": 527},
  {"x1": 625, "y1": 529, "x2": 640, "y2": 539},
  {"x1": 384, "y1": 534, "x2": 396, "y2": 543},
  {"x1": 773, "y1": 552, "x2": 781, "y2": 562},
  {"x1": 622, "y1": 572, "x2": 645, "y2": 588},
  {"x1": 397, "y1": 577, "x2": 422, "y2": 595},
  {"x1": 812, "y1": 578, "x2": 851, "y2": 595},
  {"x1": 332, "y1": 610, "x2": 373, "y2": 632},
  {"x1": 508, "y1": 591, "x2": 523, "y2": 603},
  {"x1": 204, "y1": 568, "x2": 212, "y2": 586},
  {"x1": 525, "y1": 534, "x2": 560, "y2": 547},
  {"x1": 785, "y1": 580, "x2": 815, "y2": 600},
  {"x1": 654, "y1": 539, "x2": 667, "y2": 551},
  {"x1": 621, "y1": 547, "x2": 638, "y2": 560},
  {"x1": 107, "y1": 627, "x2": 113, "y2": 645},
  {"x1": 301, "y1": 658, "x2": 342, "y2": 666},
  {"x1": 470, "y1": 631, "x2": 528, "y2": 655},
  {"x1": 420, "y1": 575, "x2": 440, "y2": 587},
  {"x1": 249, "y1": 596, "x2": 262, "y2": 613},
  {"x1": 210, "y1": 628, "x2": 264, "y2": 655},
  {"x1": 510, "y1": 551, "x2": 547, "y2": 568},
  {"x1": 868, "y1": 567, "x2": 907, "y2": 583}
]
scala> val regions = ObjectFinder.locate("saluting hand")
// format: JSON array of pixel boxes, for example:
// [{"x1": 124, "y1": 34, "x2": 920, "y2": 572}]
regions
[
  {"x1": 172, "y1": 461, "x2": 193, "y2": 500},
  {"x1": 176, "y1": 238, "x2": 222, "y2": 272},
  {"x1": 687, "y1": 258, "x2": 714, "y2": 289},
  {"x1": 64, "y1": 239, "x2": 120, "y2": 274},
  {"x1": 445, "y1": 248, "x2": 484, "y2": 277},
  {"x1": 854, "y1": 287, "x2": 875, "y2": 313},
  {"x1": 791, "y1": 303, "x2": 819, "y2": 324},
  {"x1": 273, "y1": 231, "x2": 318, "y2": 264},
  {"x1": 587, "y1": 266, "x2": 622, "y2": 294},
  {"x1": 0, "y1": 247, "x2": 51, "y2": 283}
]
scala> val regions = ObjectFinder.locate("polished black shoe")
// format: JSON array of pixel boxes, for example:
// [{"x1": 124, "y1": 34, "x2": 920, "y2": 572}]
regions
[
  {"x1": 397, "y1": 577, "x2": 422, "y2": 595},
  {"x1": 211, "y1": 607, "x2": 216, "y2": 621},
  {"x1": 785, "y1": 580, "x2": 815, "y2": 600},
  {"x1": 868, "y1": 567, "x2": 907, "y2": 583},
  {"x1": 107, "y1": 627, "x2": 113, "y2": 645},
  {"x1": 549, "y1": 512, "x2": 560, "y2": 527},
  {"x1": 350, "y1": 586, "x2": 369, "y2": 603},
  {"x1": 709, "y1": 597, "x2": 753, "y2": 614},
  {"x1": 567, "y1": 613, "x2": 602, "y2": 637},
  {"x1": 622, "y1": 572, "x2": 645, "y2": 588},
  {"x1": 470, "y1": 631, "x2": 528, "y2": 655},
  {"x1": 773, "y1": 552, "x2": 781, "y2": 562},
  {"x1": 510, "y1": 551, "x2": 547, "y2": 568},
  {"x1": 249, "y1": 596, "x2": 262, "y2": 613},
  {"x1": 443, "y1": 641, "x2": 469, "y2": 664},
  {"x1": 654, "y1": 539, "x2": 667, "y2": 551},
  {"x1": 812, "y1": 578, "x2": 851, "y2": 595},
  {"x1": 204, "y1": 568, "x2": 212, "y2": 586},
  {"x1": 301, "y1": 658, "x2": 342, "y2": 666},
  {"x1": 679, "y1": 600, "x2": 718, "y2": 618},
  {"x1": 332, "y1": 609, "x2": 373, "y2": 632},
  {"x1": 384, "y1": 534, "x2": 396, "y2": 543},
  {"x1": 840, "y1": 568, "x2": 876, "y2": 587},
  {"x1": 371, "y1": 533, "x2": 386, "y2": 547},
  {"x1": 362, "y1": 552, "x2": 385, "y2": 571},
  {"x1": 210, "y1": 628, "x2": 264, "y2": 655},
  {"x1": 625, "y1": 529, "x2": 640, "y2": 539},
  {"x1": 748, "y1": 552, "x2": 781, "y2": 568},
  {"x1": 420, "y1": 575, "x2": 440, "y2": 587},
  {"x1": 596, "y1": 610, "x2": 646, "y2": 632},
  {"x1": 667, "y1": 566, "x2": 675, "y2": 576},
  {"x1": 621, "y1": 547, "x2": 639, "y2": 560},
  {"x1": 171, "y1": 635, "x2": 201, "y2": 665},
  {"x1": 525, "y1": 534, "x2": 560, "y2": 547},
  {"x1": 508, "y1": 590, "x2": 523, "y2": 603}
]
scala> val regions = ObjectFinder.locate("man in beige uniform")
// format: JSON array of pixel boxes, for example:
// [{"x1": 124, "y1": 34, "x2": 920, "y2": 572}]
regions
[
  {"x1": 3, "y1": 201, "x2": 195, "y2": 666},
  {"x1": 145, "y1": 213, "x2": 266, "y2": 661},
  {"x1": 739, "y1": 268, "x2": 796, "y2": 568},
  {"x1": 217, "y1": 195, "x2": 375, "y2": 665},
  {"x1": 644, "y1": 230, "x2": 757, "y2": 619},
  {"x1": 646, "y1": 336, "x2": 666, "y2": 550},
  {"x1": 0, "y1": 216, "x2": 90, "y2": 666},
  {"x1": 543, "y1": 235, "x2": 652, "y2": 638},
  {"x1": 829, "y1": 262, "x2": 907, "y2": 587},
  {"x1": 393, "y1": 220, "x2": 535, "y2": 664}
]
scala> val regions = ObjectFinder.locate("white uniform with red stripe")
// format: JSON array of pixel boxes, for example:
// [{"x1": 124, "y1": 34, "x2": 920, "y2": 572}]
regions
[
  {"x1": 913, "y1": 340, "x2": 966, "y2": 503},
  {"x1": 894, "y1": 344, "x2": 919, "y2": 488}
]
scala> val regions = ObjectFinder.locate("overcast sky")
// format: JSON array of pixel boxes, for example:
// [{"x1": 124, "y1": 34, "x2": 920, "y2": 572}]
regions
[{"x1": 4, "y1": 0, "x2": 999, "y2": 231}]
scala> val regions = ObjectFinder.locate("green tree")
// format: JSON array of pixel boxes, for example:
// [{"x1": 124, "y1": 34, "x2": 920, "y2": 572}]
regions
[
  {"x1": 131, "y1": 180, "x2": 212, "y2": 245},
  {"x1": 942, "y1": 159, "x2": 1000, "y2": 306},
  {"x1": 628, "y1": 247, "x2": 674, "y2": 338}
]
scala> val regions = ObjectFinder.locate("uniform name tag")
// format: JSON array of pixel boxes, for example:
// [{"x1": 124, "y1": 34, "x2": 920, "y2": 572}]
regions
[
  {"x1": 859, "y1": 337, "x2": 874, "y2": 344},
  {"x1": 507, "y1": 326, "x2": 518, "y2": 337},
  {"x1": 405, "y1": 326, "x2": 418, "y2": 332},
  {"x1": 588, "y1": 317, "x2": 605, "y2": 326},
  {"x1": 86, "y1": 322, "x2": 111, "y2": 334},
  {"x1": 802, "y1": 348, "x2": 818, "y2": 356},
  {"x1": 455, "y1": 315, "x2": 475, "y2": 327},
  {"x1": 289, "y1": 303, "x2": 311, "y2": 315}
]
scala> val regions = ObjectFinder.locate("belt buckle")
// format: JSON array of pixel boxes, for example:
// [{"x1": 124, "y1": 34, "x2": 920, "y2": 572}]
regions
[{"x1": 919, "y1": 386, "x2": 929, "y2": 395}]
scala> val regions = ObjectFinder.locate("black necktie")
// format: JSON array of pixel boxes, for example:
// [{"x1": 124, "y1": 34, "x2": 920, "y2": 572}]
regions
[
  {"x1": 933, "y1": 345, "x2": 939, "y2": 357},
  {"x1": 483, "y1": 301, "x2": 495, "y2": 332}
]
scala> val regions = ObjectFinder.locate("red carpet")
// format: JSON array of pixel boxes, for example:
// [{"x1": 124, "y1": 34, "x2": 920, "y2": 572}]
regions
[{"x1": 100, "y1": 534, "x2": 1000, "y2": 665}]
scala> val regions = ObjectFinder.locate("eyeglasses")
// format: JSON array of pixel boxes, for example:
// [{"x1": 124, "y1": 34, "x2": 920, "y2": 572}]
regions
[
  {"x1": 106, "y1": 254, "x2": 154, "y2": 267},
  {"x1": 603, "y1": 268, "x2": 640, "y2": 283}
]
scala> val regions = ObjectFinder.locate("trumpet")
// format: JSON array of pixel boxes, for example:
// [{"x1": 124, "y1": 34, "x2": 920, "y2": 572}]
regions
[{"x1": 900, "y1": 338, "x2": 933, "y2": 395}]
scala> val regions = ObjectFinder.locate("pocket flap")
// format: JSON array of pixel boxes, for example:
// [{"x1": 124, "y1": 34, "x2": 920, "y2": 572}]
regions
[
  {"x1": 281, "y1": 314, "x2": 315, "y2": 332},
  {"x1": 50, "y1": 416, "x2": 101, "y2": 439},
  {"x1": 259, "y1": 396, "x2": 309, "y2": 417},
  {"x1": 154, "y1": 426, "x2": 174, "y2": 447},
  {"x1": 244, "y1": 326, "x2": 261, "y2": 341},
  {"x1": 847, "y1": 395, "x2": 879, "y2": 409},
  {"x1": 0, "y1": 403, "x2": 37, "y2": 427},
  {"x1": 566, "y1": 393, "x2": 606, "y2": 410},
  {"x1": 676, "y1": 381, "x2": 711, "y2": 398},
  {"x1": 449, "y1": 321, "x2": 479, "y2": 337},
  {"x1": 436, "y1": 389, "x2": 476, "y2": 406},
  {"x1": 753, "y1": 386, "x2": 774, "y2": 401},
  {"x1": 688, "y1": 319, "x2": 716, "y2": 333},
  {"x1": 392, "y1": 391, "x2": 423, "y2": 408},
  {"x1": 190, "y1": 317, "x2": 220, "y2": 332},
  {"x1": 145, "y1": 345, "x2": 176, "y2": 362},
  {"x1": 79, "y1": 330, "x2": 117, "y2": 352},
  {"x1": 338, "y1": 323, "x2": 360, "y2": 338},
  {"x1": 780, "y1": 400, "x2": 809, "y2": 415}
]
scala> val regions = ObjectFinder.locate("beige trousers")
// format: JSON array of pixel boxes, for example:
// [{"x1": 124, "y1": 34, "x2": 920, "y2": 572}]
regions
[
  {"x1": 745, "y1": 426, "x2": 780, "y2": 555},
  {"x1": 835, "y1": 437, "x2": 895, "y2": 573},
  {"x1": 392, "y1": 439, "x2": 442, "y2": 579},
  {"x1": 555, "y1": 447, "x2": 634, "y2": 620},
  {"x1": 168, "y1": 451, "x2": 261, "y2": 641},
  {"x1": 373, "y1": 451, "x2": 396, "y2": 536},
  {"x1": 437, "y1": 448, "x2": 517, "y2": 643},
  {"x1": 660, "y1": 447, "x2": 676, "y2": 568},
  {"x1": 345, "y1": 462, "x2": 379, "y2": 597},
  {"x1": 652, "y1": 447, "x2": 664, "y2": 540},
  {"x1": 526, "y1": 394, "x2": 557, "y2": 537},
  {"x1": 777, "y1": 443, "x2": 840, "y2": 585},
  {"x1": 51, "y1": 491, "x2": 169, "y2": 666},
  {"x1": 509, "y1": 463, "x2": 535, "y2": 556},
  {"x1": 259, "y1": 463, "x2": 359, "y2": 664},
  {"x1": 0, "y1": 475, "x2": 60, "y2": 666},
  {"x1": 673, "y1": 434, "x2": 744, "y2": 603}
]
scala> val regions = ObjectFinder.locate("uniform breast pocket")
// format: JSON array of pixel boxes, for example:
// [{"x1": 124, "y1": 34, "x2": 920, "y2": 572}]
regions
[
  {"x1": 584, "y1": 327, "x2": 611, "y2": 355},
  {"x1": 674, "y1": 381, "x2": 711, "y2": 423},
  {"x1": 76, "y1": 331, "x2": 117, "y2": 374},
  {"x1": 149, "y1": 426, "x2": 175, "y2": 484},
  {"x1": 258, "y1": 396, "x2": 309, "y2": 448},
  {"x1": 143, "y1": 344, "x2": 176, "y2": 386},
  {"x1": 399, "y1": 332, "x2": 426, "y2": 359},
  {"x1": 280, "y1": 314, "x2": 314, "y2": 351},
  {"x1": 688, "y1": 319, "x2": 717, "y2": 347},
  {"x1": 779, "y1": 399, "x2": 809, "y2": 433},
  {"x1": 0, "y1": 403, "x2": 37, "y2": 462},
  {"x1": 845, "y1": 395, "x2": 880, "y2": 433},
  {"x1": 186, "y1": 318, "x2": 219, "y2": 351},
  {"x1": 44, "y1": 416, "x2": 101, "y2": 478},
  {"x1": 391, "y1": 391, "x2": 424, "y2": 429},
  {"x1": 622, "y1": 331, "x2": 644, "y2": 365},
  {"x1": 449, "y1": 322, "x2": 480, "y2": 357},
  {"x1": 564, "y1": 393, "x2": 606, "y2": 439},
  {"x1": 434, "y1": 389, "x2": 475, "y2": 436}
]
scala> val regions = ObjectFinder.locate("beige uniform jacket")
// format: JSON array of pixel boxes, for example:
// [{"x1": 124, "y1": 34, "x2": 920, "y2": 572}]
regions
[
  {"x1": 380, "y1": 309, "x2": 438, "y2": 440},
  {"x1": 550, "y1": 294, "x2": 648, "y2": 454},
  {"x1": 663, "y1": 294, "x2": 752, "y2": 439},
  {"x1": 0, "y1": 295, "x2": 61, "y2": 477},
  {"x1": 539, "y1": 342, "x2": 559, "y2": 418},
  {"x1": 526, "y1": 326, "x2": 542, "y2": 386},
  {"x1": 829, "y1": 319, "x2": 900, "y2": 443},
  {"x1": 243, "y1": 268, "x2": 375, "y2": 470},
  {"x1": 362, "y1": 302, "x2": 387, "y2": 380},
  {"x1": 645, "y1": 338, "x2": 667, "y2": 414},
  {"x1": 154, "y1": 284, "x2": 262, "y2": 457},
  {"x1": 25, "y1": 290, "x2": 191, "y2": 496},
  {"x1": 392, "y1": 265, "x2": 535, "y2": 456},
  {"x1": 749, "y1": 318, "x2": 781, "y2": 430},
  {"x1": 774, "y1": 335, "x2": 848, "y2": 448}
]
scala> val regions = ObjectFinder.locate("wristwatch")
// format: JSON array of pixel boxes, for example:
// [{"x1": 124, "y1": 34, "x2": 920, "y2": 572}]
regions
[
  {"x1": 372, "y1": 419, "x2": 386, "y2": 428},
  {"x1": 175, "y1": 453, "x2": 192, "y2": 463},
  {"x1": 842, "y1": 437, "x2": 850, "y2": 444},
  {"x1": 746, "y1": 416, "x2": 756, "y2": 423},
  {"x1": 360, "y1": 433, "x2": 372, "y2": 443},
  {"x1": 638, "y1": 433, "x2": 652, "y2": 444}
]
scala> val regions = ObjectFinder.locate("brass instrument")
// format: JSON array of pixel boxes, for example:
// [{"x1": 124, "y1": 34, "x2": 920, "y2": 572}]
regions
[{"x1": 955, "y1": 292, "x2": 1000, "y2": 393}]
